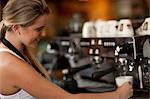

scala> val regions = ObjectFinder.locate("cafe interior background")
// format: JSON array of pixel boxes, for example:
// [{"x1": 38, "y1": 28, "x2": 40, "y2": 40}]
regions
[{"x1": 1, "y1": 0, "x2": 150, "y2": 98}]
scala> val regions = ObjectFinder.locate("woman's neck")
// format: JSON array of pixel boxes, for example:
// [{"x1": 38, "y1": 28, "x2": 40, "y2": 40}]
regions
[{"x1": 3, "y1": 32, "x2": 25, "y2": 52}]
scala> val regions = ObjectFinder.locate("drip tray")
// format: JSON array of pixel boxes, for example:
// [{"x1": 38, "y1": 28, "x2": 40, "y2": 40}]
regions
[{"x1": 77, "y1": 79, "x2": 116, "y2": 92}]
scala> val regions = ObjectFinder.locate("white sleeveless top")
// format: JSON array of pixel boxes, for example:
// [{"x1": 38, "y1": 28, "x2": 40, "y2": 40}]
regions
[{"x1": 0, "y1": 48, "x2": 35, "y2": 99}]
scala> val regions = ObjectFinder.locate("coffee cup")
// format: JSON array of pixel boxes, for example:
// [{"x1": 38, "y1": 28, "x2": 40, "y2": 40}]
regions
[
  {"x1": 82, "y1": 21, "x2": 96, "y2": 38},
  {"x1": 107, "y1": 20, "x2": 118, "y2": 37},
  {"x1": 115, "y1": 76, "x2": 133, "y2": 87},
  {"x1": 95, "y1": 19, "x2": 107, "y2": 37},
  {"x1": 136, "y1": 17, "x2": 150, "y2": 36},
  {"x1": 117, "y1": 19, "x2": 134, "y2": 37},
  {"x1": 141, "y1": 17, "x2": 150, "y2": 36}
]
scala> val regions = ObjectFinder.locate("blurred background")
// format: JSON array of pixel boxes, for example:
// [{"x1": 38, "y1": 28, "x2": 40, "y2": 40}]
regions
[
  {"x1": 1, "y1": 0, "x2": 150, "y2": 41},
  {"x1": 1, "y1": 0, "x2": 149, "y2": 56}
]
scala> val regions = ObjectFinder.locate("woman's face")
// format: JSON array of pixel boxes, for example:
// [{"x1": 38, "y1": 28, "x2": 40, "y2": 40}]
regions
[{"x1": 18, "y1": 14, "x2": 49, "y2": 48}]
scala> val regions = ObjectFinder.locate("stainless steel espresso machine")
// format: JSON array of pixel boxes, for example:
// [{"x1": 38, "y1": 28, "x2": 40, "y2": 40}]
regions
[
  {"x1": 44, "y1": 35, "x2": 149, "y2": 97},
  {"x1": 80, "y1": 35, "x2": 150, "y2": 97}
]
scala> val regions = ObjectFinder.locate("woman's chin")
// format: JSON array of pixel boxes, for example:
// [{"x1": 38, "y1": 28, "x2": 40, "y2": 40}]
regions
[
  {"x1": 28, "y1": 43, "x2": 38, "y2": 48},
  {"x1": 27, "y1": 40, "x2": 40, "y2": 48}
]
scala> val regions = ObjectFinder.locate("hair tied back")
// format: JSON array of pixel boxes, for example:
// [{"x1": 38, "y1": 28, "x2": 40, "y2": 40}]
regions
[{"x1": 0, "y1": 21, "x2": 6, "y2": 42}]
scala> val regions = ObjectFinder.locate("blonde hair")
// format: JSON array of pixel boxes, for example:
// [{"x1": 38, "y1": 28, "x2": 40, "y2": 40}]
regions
[{"x1": 0, "y1": 0, "x2": 50, "y2": 79}]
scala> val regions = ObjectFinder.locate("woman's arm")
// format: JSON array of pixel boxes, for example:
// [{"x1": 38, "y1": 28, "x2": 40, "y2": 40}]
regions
[
  {"x1": 3, "y1": 53, "x2": 132, "y2": 99},
  {"x1": 3, "y1": 53, "x2": 72, "y2": 99}
]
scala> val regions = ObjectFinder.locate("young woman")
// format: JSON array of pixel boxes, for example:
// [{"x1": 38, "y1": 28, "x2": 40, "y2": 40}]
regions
[{"x1": 0, "y1": 0, "x2": 133, "y2": 99}]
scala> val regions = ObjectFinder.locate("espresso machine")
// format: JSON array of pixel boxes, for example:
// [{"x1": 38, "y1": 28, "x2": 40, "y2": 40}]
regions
[
  {"x1": 43, "y1": 36, "x2": 117, "y2": 93},
  {"x1": 44, "y1": 34, "x2": 149, "y2": 95},
  {"x1": 114, "y1": 35, "x2": 150, "y2": 97},
  {"x1": 79, "y1": 34, "x2": 150, "y2": 97}
]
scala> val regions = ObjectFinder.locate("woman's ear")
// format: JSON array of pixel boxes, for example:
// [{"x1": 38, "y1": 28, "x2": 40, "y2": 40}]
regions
[{"x1": 11, "y1": 25, "x2": 21, "y2": 35}]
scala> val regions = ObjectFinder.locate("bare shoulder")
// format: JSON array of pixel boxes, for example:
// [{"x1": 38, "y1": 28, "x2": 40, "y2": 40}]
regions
[
  {"x1": 0, "y1": 52, "x2": 36, "y2": 81},
  {"x1": 0, "y1": 52, "x2": 15, "y2": 68},
  {"x1": 0, "y1": 51, "x2": 31, "y2": 71},
  {"x1": 0, "y1": 52, "x2": 43, "y2": 87},
  {"x1": 0, "y1": 52, "x2": 45, "y2": 95}
]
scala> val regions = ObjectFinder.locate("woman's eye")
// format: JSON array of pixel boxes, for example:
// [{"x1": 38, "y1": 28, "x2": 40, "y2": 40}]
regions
[
  {"x1": 36, "y1": 28, "x2": 43, "y2": 32},
  {"x1": 35, "y1": 27, "x2": 44, "y2": 32}
]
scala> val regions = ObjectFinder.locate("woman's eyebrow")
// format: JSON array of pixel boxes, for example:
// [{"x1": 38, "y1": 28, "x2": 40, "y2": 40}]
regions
[{"x1": 35, "y1": 26, "x2": 45, "y2": 30}]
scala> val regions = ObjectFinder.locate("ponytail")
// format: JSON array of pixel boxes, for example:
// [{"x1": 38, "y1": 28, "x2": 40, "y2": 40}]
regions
[{"x1": 0, "y1": 21, "x2": 6, "y2": 42}]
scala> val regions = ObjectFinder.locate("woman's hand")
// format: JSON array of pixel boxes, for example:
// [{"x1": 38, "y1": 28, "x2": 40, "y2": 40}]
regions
[{"x1": 116, "y1": 82, "x2": 133, "y2": 99}]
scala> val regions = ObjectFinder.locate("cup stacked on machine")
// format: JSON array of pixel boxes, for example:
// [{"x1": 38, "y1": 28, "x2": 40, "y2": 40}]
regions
[
  {"x1": 135, "y1": 17, "x2": 150, "y2": 36},
  {"x1": 82, "y1": 21, "x2": 96, "y2": 38},
  {"x1": 82, "y1": 19, "x2": 136, "y2": 38},
  {"x1": 117, "y1": 19, "x2": 134, "y2": 37}
]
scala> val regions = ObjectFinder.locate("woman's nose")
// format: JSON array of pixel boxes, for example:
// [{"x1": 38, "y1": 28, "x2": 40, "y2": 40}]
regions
[{"x1": 41, "y1": 31, "x2": 46, "y2": 37}]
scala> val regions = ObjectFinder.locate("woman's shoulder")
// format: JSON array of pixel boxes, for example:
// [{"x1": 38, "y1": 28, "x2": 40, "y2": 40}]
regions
[
  {"x1": 0, "y1": 50, "x2": 39, "y2": 86},
  {"x1": 0, "y1": 50, "x2": 34, "y2": 80},
  {"x1": 0, "y1": 51, "x2": 16, "y2": 68},
  {"x1": 0, "y1": 50, "x2": 25, "y2": 68}
]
